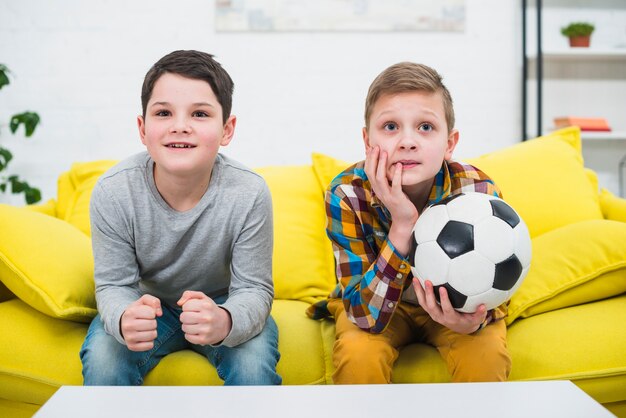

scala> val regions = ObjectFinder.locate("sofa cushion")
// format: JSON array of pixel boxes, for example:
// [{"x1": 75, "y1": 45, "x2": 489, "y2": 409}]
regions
[
  {"x1": 507, "y1": 219, "x2": 626, "y2": 324},
  {"x1": 0, "y1": 204, "x2": 96, "y2": 322},
  {"x1": 0, "y1": 299, "x2": 329, "y2": 407},
  {"x1": 146, "y1": 300, "x2": 330, "y2": 386},
  {"x1": 467, "y1": 127, "x2": 603, "y2": 238},
  {"x1": 0, "y1": 299, "x2": 87, "y2": 405},
  {"x1": 507, "y1": 294, "x2": 626, "y2": 405},
  {"x1": 599, "y1": 188, "x2": 626, "y2": 222},
  {"x1": 311, "y1": 152, "x2": 351, "y2": 191},
  {"x1": 256, "y1": 165, "x2": 336, "y2": 303},
  {"x1": 56, "y1": 160, "x2": 117, "y2": 236}
]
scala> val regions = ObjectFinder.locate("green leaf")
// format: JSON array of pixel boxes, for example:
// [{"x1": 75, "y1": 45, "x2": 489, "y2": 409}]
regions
[
  {"x1": 0, "y1": 147, "x2": 13, "y2": 171},
  {"x1": 8, "y1": 175, "x2": 26, "y2": 193},
  {"x1": 10, "y1": 112, "x2": 41, "y2": 137},
  {"x1": 24, "y1": 186, "x2": 41, "y2": 204},
  {"x1": 0, "y1": 64, "x2": 10, "y2": 90}
]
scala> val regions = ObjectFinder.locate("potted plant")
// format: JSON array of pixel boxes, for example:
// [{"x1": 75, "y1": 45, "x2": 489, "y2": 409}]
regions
[
  {"x1": 560, "y1": 22, "x2": 595, "y2": 47},
  {"x1": 0, "y1": 64, "x2": 42, "y2": 204}
]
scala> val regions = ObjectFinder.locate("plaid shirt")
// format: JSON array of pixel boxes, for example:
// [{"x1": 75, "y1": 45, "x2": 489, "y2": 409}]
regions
[{"x1": 306, "y1": 160, "x2": 506, "y2": 333}]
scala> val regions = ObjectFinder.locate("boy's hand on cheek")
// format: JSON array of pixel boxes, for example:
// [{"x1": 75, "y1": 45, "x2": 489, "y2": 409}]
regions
[
  {"x1": 177, "y1": 290, "x2": 232, "y2": 346},
  {"x1": 412, "y1": 278, "x2": 487, "y2": 335},
  {"x1": 365, "y1": 146, "x2": 419, "y2": 256},
  {"x1": 121, "y1": 294, "x2": 162, "y2": 352}
]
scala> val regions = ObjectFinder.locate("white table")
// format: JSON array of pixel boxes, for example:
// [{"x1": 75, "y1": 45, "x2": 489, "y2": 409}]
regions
[{"x1": 34, "y1": 380, "x2": 614, "y2": 418}]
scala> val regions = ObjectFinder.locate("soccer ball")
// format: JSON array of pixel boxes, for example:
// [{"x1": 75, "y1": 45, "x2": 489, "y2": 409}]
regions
[{"x1": 408, "y1": 192, "x2": 532, "y2": 313}]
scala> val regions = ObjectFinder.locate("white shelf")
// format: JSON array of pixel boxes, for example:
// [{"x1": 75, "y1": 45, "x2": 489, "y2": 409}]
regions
[
  {"x1": 546, "y1": 130, "x2": 626, "y2": 141},
  {"x1": 581, "y1": 131, "x2": 626, "y2": 141},
  {"x1": 529, "y1": 47, "x2": 626, "y2": 61}
]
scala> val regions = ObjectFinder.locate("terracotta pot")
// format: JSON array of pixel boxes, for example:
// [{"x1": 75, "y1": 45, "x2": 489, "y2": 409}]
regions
[{"x1": 568, "y1": 35, "x2": 591, "y2": 47}]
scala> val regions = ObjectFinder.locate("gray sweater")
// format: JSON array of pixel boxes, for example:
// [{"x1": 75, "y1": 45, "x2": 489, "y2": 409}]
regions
[{"x1": 90, "y1": 152, "x2": 273, "y2": 347}]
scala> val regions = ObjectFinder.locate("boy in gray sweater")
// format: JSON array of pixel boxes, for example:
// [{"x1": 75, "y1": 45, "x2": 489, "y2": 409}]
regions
[{"x1": 80, "y1": 50, "x2": 281, "y2": 385}]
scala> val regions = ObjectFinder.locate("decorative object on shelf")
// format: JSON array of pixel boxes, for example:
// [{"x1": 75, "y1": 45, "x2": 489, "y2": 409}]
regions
[
  {"x1": 560, "y1": 22, "x2": 595, "y2": 47},
  {"x1": 0, "y1": 64, "x2": 41, "y2": 204},
  {"x1": 554, "y1": 116, "x2": 611, "y2": 132}
]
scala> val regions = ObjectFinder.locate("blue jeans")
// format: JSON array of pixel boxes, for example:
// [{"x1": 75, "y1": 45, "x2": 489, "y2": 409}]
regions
[{"x1": 80, "y1": 296, "x2": 281, "y2": 386}]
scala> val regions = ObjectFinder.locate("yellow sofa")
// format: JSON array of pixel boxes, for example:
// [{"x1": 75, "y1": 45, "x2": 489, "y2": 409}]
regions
[{"x1": 1, "y1": 127, "x2": 625, "y2": 417}]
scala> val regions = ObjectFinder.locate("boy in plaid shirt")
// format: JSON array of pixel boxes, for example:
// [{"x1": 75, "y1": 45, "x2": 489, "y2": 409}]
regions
[{"x1": 307, "y1": 62, "x2": 510, "y2": 383}]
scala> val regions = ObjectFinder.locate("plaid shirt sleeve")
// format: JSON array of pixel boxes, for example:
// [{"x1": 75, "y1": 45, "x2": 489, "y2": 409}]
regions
[{"x1": 323, "y1": 177, "x2": 412, "y2": 334}]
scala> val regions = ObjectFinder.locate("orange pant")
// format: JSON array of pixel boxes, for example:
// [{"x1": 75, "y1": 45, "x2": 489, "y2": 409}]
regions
[{"x1": 328, "y1": 299, "x2": 511, "y2": 384}]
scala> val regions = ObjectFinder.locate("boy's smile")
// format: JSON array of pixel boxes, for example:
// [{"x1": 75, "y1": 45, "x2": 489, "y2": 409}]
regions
[{"x1": 363, "y1": 90, "x2": 458, "y2": 197}]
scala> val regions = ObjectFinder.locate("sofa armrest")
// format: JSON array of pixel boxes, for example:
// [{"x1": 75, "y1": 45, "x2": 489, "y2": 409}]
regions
[{"x1": 599, "y1": 188, "x2": 626, "y2": 222}]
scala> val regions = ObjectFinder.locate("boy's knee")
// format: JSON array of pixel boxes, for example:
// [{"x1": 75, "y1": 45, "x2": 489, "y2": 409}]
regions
[
  {"x1": 333, "y1": 331, "x2": 396, "y2": 384},
  {"x1": 448, "y1": 337, "x2": 511, "y2": 382}
]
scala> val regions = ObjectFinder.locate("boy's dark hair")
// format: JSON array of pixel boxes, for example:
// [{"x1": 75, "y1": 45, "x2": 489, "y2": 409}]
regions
[
  {"x1": 364, "y1": 62, "x2": 455, "y2": 133},
  {"x1": 141, "y1": 50, "x2": 234, "y2": 124}
]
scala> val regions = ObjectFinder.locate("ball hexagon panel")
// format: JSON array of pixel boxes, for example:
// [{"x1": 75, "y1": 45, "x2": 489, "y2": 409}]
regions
[
  {"x1": 462, "y1": 288, "x2": 509, "y2": 313},
  {"x1": 474, "y1": 216, "x2": 516, "y2": 264},
  {"x1": 445, "y1": 192, "x2": 495, "y2": 225},
  {"x1": 411, "y1": 241, "x2": 450, "y2": 287},
  {"x1": 436, "y1": 221, "x2": 474, "y2": 259},
  {"x1": 413, "y1": 205, "x2": 450, "y2": 244},
  {"x1": 447, "y1": 251, "x2": 495, "y2": 296}
]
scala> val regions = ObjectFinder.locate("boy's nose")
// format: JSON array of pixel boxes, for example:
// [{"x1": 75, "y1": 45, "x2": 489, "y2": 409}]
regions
[
  {"x1": 171, "y1": 117, "x2": 191, "y2": 134},
  {"x1": 398, "y1": 132, "x2": 418, "y2": 150}
]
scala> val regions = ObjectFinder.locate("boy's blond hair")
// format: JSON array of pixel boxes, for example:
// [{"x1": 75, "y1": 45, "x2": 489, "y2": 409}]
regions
[{"x1": 364, "y1": 62, "x2": 455, "y2": 133}]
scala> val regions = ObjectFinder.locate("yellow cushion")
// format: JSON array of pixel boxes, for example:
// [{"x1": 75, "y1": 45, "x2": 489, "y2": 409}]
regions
[
  {"x1": 24, "y1": 198, "x2": 57, "y2": 217},
  {"x1": 508, "y1": 294, "x2": 626, "y2": 404},
  {"x1": 56, "y1": 160, "x2": 117, "y2": 236},
  {"x1": 507, "y1": 219, "x2": 626, "y2": 324},
  {"x1": 0, "y1": 204, "x2": 96, "y2": 322},
  {"x1": 311, "y1": 152, "x2": 351, "y2": 191},
  {"x1": 0, "y1": 299, "x2": 87, "y2": 405},
  {"x1": 599, "y1": 188, "x2": 626, "y2": 222},
  {"x1": 255, "y1": 165, "x2": 336, "y2": 303},
  {"x1": 467, "y1": 127, "x2": 603, "y2": 238}
]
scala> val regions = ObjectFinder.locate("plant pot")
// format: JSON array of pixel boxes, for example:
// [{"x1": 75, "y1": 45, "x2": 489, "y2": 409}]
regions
[{"x1": 568, "y1": 35, "x2": 591, "y2": 48}]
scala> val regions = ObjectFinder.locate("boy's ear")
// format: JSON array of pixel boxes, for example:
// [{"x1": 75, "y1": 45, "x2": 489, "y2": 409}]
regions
[
  {"x1": 220, "y1": 115, "x2": 237, "y2": 147},
  {"x1": 362, "y1": 127, "x2": 371, "y2": 153},
  {"x1": 137, "y1": 115, "x2": 147, "y2": 146},
  {"x1": 444, "y1": 129, "x2": 459, "y2": 161}
]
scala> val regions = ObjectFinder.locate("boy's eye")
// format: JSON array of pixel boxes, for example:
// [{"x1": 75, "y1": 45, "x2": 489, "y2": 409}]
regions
[
  {"x1": 383, "y1": 122, "x2": 397, "y2": 131},
  {"x1": 155, "y1": 110, "x2": 171, "y2": 117},
  {"x1": 419, "y1": 123, "x2": 433, "y2": 132},
  {"x1": 192, "y1": 111, "x2": 209, "y2": 118}
]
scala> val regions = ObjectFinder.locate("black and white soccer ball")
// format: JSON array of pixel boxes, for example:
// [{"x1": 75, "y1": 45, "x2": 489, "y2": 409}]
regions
[{"x1": 409, "y1": 192, "x2": 532, "y2": 313}]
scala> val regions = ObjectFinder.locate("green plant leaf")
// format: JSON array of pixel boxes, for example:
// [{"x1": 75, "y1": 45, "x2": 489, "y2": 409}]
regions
[
  {"x1": 24, "y1": 186, "x2": 41, "y2": 204},
  {"x1": 10, "y1": 112, "x2": 41, "y2": 137},
  {"x1": 0, "y1": 147, "x2": 13, "y2": 171},
  {"x1": 8, "y1": 175, "x2": 26, "y2": 193},
  {"x1": 0, "y1": 64, "x2": 10, "y2": 90}
]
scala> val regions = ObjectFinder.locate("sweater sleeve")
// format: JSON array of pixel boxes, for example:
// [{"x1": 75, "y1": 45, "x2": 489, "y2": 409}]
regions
[
  {"x1": 90, "y1": 181, "x2": 143, "y2": 345},
  {"x1": 219, "y1": 181, "x2": 274, "y2": 347}
]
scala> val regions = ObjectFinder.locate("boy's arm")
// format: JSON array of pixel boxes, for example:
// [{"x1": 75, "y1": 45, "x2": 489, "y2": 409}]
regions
[
  {"x1": 219, "y1": 182, "x2": 274, "y2": 347},
  {"x1": 327, "y1": 188, "x2": 411, "y2": 334},
  {"x1": 90, "y1": 182, "x2": 143, "y2": 345}
]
